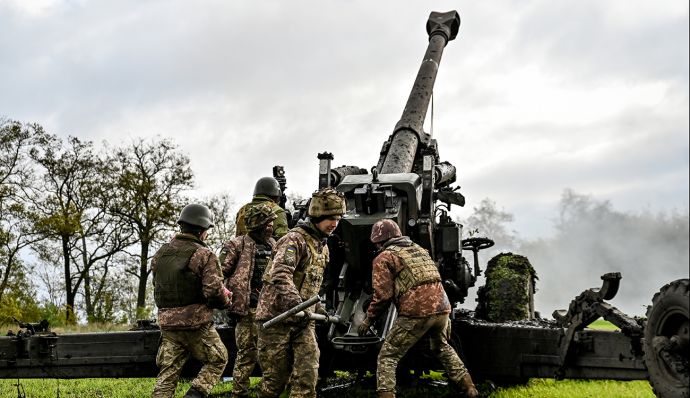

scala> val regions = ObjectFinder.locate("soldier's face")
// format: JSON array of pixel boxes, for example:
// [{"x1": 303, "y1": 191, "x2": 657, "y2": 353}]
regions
[
  {"x1": 315, "y1": 215, "x2": 341, "y2": 236},
  {"x1": 263, "y1": 220, "x2": 274, "y2": 237}
]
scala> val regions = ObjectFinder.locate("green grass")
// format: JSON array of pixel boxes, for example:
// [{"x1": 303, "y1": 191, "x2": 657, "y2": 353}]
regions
[
  {"x1": 490, "y1": 378, "x2": 654, "y2": 398},
  {"x1": 587, "y1": 318, "x2": 620, "y2": 331},
  {"x1": 0, "y1": 377, "x2": 654, "y2": 398}
]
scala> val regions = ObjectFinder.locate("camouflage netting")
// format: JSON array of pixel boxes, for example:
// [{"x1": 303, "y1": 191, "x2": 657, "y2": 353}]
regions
[{"x1": 475, "y1": 253, "x2": 538, "y2": 322}]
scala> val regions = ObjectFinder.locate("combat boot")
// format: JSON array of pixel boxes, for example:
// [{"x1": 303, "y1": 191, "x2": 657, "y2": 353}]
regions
[
  {"x1": 378, "y1": 392, "x2": 395, "y2": 398},
  {"x1": 183, "y1": 386, "x2": 206, "y2": 398},
  {"x1": 457, "y1": 373, "x2": 479, "y2": 397}
]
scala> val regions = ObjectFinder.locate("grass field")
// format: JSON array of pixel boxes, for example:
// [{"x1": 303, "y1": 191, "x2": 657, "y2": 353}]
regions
[
  {"x1": 1, "y1": 319, "x2": 654, "y2": 397},
  {"x1": 0, "y1": 377, "x2": 655, "y2": 398}
]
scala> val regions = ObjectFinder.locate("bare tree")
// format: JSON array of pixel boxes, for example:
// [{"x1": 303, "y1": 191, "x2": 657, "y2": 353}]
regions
[
  {"x1": 0, "y1": 120, "x2": 44, "y2": 302},
  {"x1": 108, "y1": 138, "x2": 194, "y2": 318},
  {"x1": 202, "y1": 192, "x2": 237, "y2": 251},
  {"x1": 28, "y1": 134, "x2": 105, "y2": 323},
  {"x1": 459, "y1": 197, "x2": 518, "y2": 253}
]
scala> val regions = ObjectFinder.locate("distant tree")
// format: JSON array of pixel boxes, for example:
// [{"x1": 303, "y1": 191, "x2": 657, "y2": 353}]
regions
[
  {"x1": 76, "y1": 190, "x2": 136, "y2": 322},
  {"x1": 108, "y1": 138, "x2": 194, "y2": 318},
  {"x1": 0, "y1": 120, "x2": 44, "y2": 303},
  {"x1": 28, "y1": 134, "x2": 105, "y2": 323},
  {"x1": 460, "y1": 197, "x2": 518, "y2": 251},
  {"x1": 202, "y1": 192, "x2": 237, "y2": 251},
  {"x1": 521, "y1": 188, "x2": 689, "y2": 316}
]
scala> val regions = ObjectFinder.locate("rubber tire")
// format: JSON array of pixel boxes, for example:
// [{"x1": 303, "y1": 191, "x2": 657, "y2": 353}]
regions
[{"x1": 644, "y1": 278, "x2": 689, "y2": 398}]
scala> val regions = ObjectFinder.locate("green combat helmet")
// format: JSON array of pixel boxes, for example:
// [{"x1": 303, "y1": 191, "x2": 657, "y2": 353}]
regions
[
  {"x1": 254, "y1": 177, "x2": 281, "y2": 198},
  {"x1": 308, "y1": 187, "x2": 346, "y2": 217},
  {"x1": 177, "y1": 203, "x2": 215, "y2": 229},
  {"x1": 244, "y1": 203, "x2": 278, "y2": 231}
]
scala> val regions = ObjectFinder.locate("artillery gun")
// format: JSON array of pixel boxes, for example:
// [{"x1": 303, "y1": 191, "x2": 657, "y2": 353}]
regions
[{"x1": 1, "y1": 10, "x2": 687, "y2": 398}]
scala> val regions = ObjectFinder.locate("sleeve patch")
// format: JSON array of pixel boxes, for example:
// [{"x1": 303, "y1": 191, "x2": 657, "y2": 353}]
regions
[{"x1": 284, "y1": 246, "x2": 297, "y2": 264}]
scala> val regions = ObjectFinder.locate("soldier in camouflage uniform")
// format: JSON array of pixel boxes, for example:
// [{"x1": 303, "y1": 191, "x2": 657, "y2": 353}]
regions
[
  {"x1": 235, "y1": 177, "x2": 289, "y2": 240},
  {"x1": 220, "y1": 204, "x2": 277, "y2": 398},
  {"x1": 255, "y1": 187, "x2": 346, "y2": 398},
  {"x1": 152, "y1": 204, "x2": 232, "y2": 398},
  {"x1": 358, "y1": 219, "x2": 479, "y2": 398}
]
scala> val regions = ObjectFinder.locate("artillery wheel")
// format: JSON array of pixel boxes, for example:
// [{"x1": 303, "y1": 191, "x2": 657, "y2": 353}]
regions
[{"x1": 644, "y1": 278, "x2": 689, "y2": 398}]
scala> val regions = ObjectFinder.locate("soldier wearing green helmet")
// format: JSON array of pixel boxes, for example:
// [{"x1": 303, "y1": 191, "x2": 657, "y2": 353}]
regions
[
  {"x1": 152, "y1": 203, "x2": 232, "y2": 398},
  {"x1": 255, "y1": 187, "x2": 346, "y2": 398},
  {"x1": 219, "y1": 203, "x2": 277, "y2": 398},
  {"x1": 235, "y1": 177, "x2": 289, "y2": 240}
]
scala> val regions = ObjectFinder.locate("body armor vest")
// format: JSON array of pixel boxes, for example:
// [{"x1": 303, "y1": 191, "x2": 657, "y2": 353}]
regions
[
  {"x1": 386, "y1": 243, "x2": 441, "y2": 299},
  {"x1": 154, "y1": 239, "x2": 205, "y2": 309},
  {"x1": 292, "y1": 228, "x2": 328, "y2": 301}
]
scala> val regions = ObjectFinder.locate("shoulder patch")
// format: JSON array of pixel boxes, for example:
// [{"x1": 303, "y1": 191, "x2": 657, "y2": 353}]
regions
[{"x1": 284, "y1": 246, "x2": 298, "y2": 264}]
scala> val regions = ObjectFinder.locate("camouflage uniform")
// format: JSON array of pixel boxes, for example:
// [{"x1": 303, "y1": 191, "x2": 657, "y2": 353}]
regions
[
  {"x1": 255, "y1": 221, "x2": 330, "y2": 398},
  {"x1": 152, "y1": 233, "x2": 230, "y2": 398},
  {"x1": 365, "y1": 236, "x2": 469, "y2": 395},
  {"x1": 220, "y1": 234, "x2": 275, "y2": 398},
  {"x1": 235, "y1": 196, "x2": 288, "y2": 240}
]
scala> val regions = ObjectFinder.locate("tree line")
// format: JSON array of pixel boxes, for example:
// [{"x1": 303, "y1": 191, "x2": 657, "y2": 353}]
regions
[
  {"x1": 3, "y1": 118, "x2": 687, "y2": 325},
  {"x1": 0, "y1": 119, "x2": 235, "y2": 326}
]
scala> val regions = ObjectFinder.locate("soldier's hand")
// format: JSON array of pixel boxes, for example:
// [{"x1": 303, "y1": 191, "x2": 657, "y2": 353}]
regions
[
  {"x1": 223, "y1": 288, "x2": 232, "y2": 305},
  {"x1": 315, "y1": 302, "x2": 328, "y2": 316},
  {"x1": 357, "y1": 318, "x2": 371, "y2": 336}
]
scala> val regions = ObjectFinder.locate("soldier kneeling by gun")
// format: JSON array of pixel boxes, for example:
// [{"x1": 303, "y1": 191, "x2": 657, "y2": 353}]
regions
[{"x1": 358, "y1": 219, "x2": 479, "y2": 398}]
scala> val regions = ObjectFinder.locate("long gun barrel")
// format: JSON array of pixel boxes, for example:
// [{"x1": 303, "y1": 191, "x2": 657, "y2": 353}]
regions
[
  {"x1": 379, "y1": 11, "x2": 460, "y2": 174},
  {"x1": 262, "y1": 295, "x2": 320, "y2": 329}
]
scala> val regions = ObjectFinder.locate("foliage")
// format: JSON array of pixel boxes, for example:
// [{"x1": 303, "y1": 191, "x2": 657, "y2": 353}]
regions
[
  {"x1": 108, "y1": 137, "x2": 194, "y2": 313},
  {"x1": 475, "y1": 253, "x2": 537, "y2": 322},
  {"x1": 0, "y1": 120, "x2": 44, "y2": 303}
]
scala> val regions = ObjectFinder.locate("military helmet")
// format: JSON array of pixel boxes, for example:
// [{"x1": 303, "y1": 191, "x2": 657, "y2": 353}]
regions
[
  {"x1": 177, "y1": 203, "x2": 215, "y2": 229},
  {"x1": 254, "y1": 177, "x2": 281, "y2": 197},
  {"x1": 244, "y1": 203, "x2": 277, "y2": 231},
  {"x1": 370, "y1": 219, "x2": 402, "y2": 243},
  {"x1": 308, "y1": 187, "x2": 346, "y2": 217}
]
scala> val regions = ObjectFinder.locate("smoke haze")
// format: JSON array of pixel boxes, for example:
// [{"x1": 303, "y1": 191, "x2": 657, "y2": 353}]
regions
[{"x1": 462, "y1": 190, "x2": 689, "y2": 317}]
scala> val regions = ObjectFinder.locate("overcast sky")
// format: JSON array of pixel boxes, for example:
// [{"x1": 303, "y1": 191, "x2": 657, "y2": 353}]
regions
[{"x1": 2, "y1": 0, "x2": 688, "y2": 309}]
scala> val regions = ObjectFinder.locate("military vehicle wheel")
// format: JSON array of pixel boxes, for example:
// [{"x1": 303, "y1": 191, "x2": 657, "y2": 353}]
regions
[{"x1": 644, "y1": 278, "x2": 689, "y2": 398}]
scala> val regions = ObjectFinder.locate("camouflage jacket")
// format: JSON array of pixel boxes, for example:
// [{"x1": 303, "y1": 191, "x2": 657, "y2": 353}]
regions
[
  {"x1": 366, "y1": 236, "x2": 451, "y2": 320},
  {"x1": 152, "y1": 233, "x2": 230, "y2": 330},
  {"x1": 255, "y1": 221, "x2": 329, "y2": 321},
  {"x1": 220, "y1": 234, "x2": 276, "y2": 316},
  {"x1": 235, "y1": 195, "x2": 288, "y2": 239}
]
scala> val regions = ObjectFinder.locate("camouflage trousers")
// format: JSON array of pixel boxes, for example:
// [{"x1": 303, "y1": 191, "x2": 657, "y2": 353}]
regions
[
  {"x1": 231, "y1": 309, "x2": 260, "y2": 397},
  {"x1": 377, "y1": 314, "x2": 468, "y2": 393},
  {"x1": 152, "y1": 324, "x2": 228, "y2": 398},
  {"x1": 257, "y1": 321, "x2": 319, "y2": 398}
]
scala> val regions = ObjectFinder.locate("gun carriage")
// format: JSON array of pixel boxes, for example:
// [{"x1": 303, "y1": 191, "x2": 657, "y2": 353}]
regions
[{"x1": 1, "y1": 10, "x2": 687, "y2": 398}]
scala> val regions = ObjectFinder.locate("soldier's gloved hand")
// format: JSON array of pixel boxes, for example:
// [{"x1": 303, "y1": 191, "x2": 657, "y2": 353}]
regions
[
  {"x1": 357, "y1": 317, "x2": 371, "y2": 336},
  {"x1": 298, "y1": 310, "x2": 312, "y2": 328},
  {"x1": 315, "y1": 302, "x2": 328, "y2": 316}
]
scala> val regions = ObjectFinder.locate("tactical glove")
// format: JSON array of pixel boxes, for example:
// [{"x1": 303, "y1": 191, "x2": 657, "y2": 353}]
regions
[
  {"x1": 315, "y1": 302, "x2": 328, "y2": 316},
  {"x1": 357, "y1": 317, "x2": 371, "y2": 336}
]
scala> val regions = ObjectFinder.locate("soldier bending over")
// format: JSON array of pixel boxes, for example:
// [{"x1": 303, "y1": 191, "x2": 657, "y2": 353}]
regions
[{"x1": 358, "y1": 219, "x2": 479, "y2": 398}]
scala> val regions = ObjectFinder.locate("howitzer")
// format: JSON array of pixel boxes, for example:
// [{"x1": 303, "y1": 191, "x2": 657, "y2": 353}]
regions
[{"x1": 0, "y1": 10, "x2": 687, "y2": 398}]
